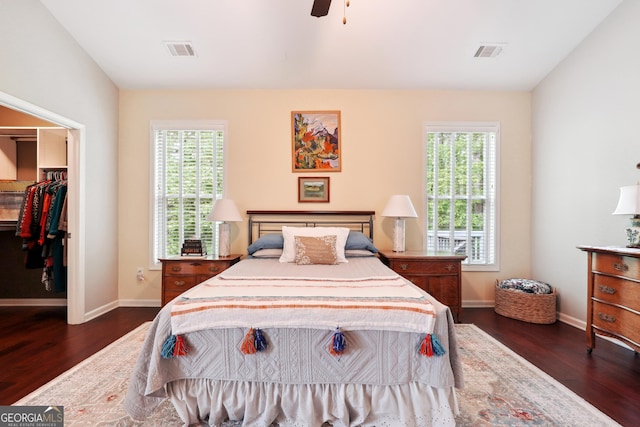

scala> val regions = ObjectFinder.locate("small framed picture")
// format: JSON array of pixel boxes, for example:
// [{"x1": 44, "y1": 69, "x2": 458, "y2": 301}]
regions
[{"x1": 298, "y1": 177, "x2": 330, "y2": 203}]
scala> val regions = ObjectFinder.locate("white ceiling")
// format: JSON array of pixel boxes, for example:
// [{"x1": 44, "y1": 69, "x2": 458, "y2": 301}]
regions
[{"x1": 40, "y1": 0, "x2": 622, "y2": 91}]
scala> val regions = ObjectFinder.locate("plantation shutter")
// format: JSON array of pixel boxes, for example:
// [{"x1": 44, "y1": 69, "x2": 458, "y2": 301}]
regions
[
  {"x1": 424, "y1": 122, "x2": 499, "y2": 270},
  {"x1": 151, "y1": 121, "x2": 226, "y2": 266}
]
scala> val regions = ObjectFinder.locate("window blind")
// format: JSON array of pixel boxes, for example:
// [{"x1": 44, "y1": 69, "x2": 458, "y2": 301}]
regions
[
  {"x1": 424, "y1": 122, "x2": 499, "y2": 270},
  {"x1": 151, "y1": 121, "x2": 226, "y2": 266}
]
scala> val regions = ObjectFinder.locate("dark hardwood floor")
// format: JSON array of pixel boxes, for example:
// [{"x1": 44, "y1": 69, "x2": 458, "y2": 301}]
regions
[
  {"x1": 0, "y1": 306, "x2": 159, "y2": 405},
  {"x1": 463, "y1": 308, "x2": 640, "y2": 427},
  {"x1": 0, "y1": 306, "x2": 638, "y2": 426}
]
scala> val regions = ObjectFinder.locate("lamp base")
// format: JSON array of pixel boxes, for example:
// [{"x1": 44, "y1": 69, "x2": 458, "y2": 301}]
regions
[
  {"x1": 624, "y1": 216, "x2": 640, "y2": 248},
  {"x1": 218, "y1": 222, "x2": 231, "y2": 256},
  {"x1": 392, "y1": 218, "x2": 406, "y2": 252}
]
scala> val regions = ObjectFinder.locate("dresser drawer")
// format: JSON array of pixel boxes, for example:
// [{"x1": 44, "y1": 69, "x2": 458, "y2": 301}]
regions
[
  {"x1": 379, "y1": 251, "x2": 465, "y2": 323},
  {"x1": 160, "y1": 255, "x2": 242, "y2": 306},
  {"x1": 592, "y1": 301, "x2": 640, "y2": 344},
  {"x1": 163, "y1": 261, "x2": 227, "y2": 276},
  {"x1": 401, "y1": 274, "x2": 428, "y2": 290},
  {"x1": 389, "y1": 260, "x2": 460, "y2": 275},
  {"x1": 593, "y1": 274, "x2": 640, "y2": 311},
  {"x1": 164, "y1": 289, "x2": 192, "y2": 305},
  {"x1": 426, "y1": 276, "x2": 460, "y2": 307},
  {"x1": 163, "y1": 275, "x2": 199, "y2": 292},
  {"x1": 593, "y1": 253, "x2": 640, "y2": 280}
]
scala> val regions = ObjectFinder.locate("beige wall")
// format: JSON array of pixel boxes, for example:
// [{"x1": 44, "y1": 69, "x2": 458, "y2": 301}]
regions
[{"x1": 118, "y1": 89, "x2": 531, "y2": 306}]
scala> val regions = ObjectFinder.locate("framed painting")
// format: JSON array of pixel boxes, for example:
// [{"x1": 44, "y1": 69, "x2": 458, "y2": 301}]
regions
[
  {"x1": 292, "y1": 110, "x2": 341, "y2": 172},
  {"x1": 298, "y1": 177, "x2": 330, "y2": 203}
]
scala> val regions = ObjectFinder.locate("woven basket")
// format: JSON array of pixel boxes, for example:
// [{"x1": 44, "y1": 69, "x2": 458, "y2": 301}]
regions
[{"x1": 494, "y1": 282, "x2": 557, "y2": 324}]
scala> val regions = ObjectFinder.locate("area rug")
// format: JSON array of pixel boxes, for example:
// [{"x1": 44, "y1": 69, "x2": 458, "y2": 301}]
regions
[{"x1": 14, "y1": 322, "x2": 620, "y2": 426}]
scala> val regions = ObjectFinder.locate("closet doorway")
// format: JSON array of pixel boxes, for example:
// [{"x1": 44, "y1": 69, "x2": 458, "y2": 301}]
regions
[{"x1": 0, "y1": 91, "x2": 84, "y2": 324}]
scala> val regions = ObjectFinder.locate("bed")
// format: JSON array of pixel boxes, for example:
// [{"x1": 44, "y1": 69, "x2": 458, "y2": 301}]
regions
[{"x1": 124, "y1": 211, "x2": 464, "y2": 426}]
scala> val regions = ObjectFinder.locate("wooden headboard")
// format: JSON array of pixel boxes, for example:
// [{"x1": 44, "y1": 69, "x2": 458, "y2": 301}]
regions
[{"x1": 246, "y1": 210, "x2": 375, "y2": 244}]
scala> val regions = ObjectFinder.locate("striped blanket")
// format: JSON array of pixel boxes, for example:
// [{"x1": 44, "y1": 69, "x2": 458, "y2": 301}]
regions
[{"x1": 170, "y1": 257, "x2": 437, "y2": 337}]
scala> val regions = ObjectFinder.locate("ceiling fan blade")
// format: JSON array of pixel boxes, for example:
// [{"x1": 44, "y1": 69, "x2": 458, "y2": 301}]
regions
[{"x1": 311, "y1": 0, "x2": 332, "y2": 17}]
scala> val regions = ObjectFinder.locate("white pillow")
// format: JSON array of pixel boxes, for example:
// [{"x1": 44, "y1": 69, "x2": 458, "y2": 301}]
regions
[{"x1": 279, "y1": 226, "x2": 350, "y2": 263}]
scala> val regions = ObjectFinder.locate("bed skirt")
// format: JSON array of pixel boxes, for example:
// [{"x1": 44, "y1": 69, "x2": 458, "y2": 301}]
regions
[{"x1": 167, "y1": 379, "x2": 458, "y2": 427}]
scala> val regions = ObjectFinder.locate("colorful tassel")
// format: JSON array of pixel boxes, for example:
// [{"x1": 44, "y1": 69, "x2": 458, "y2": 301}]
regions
[
  {"x1": 173, "y1": 334, "x2": 189, "y2": 356},
  {"x1": 329, "y1": 327, "x2": 347, "y2": 357},
  {"x1": 430, "y1": 334, "x2": 446, "y2": 356},
  {"x1": 254, "y1": 328, "x2": 268, "y2": 352},
  {"x1": 419, "y1": 334, "x2": 446, "y2": 358},
  {"x1": 420, "y1": 334, "x2": 434, "y2": 357},
  {"x1": 240, "y1": 328, "x2": 257, "y2": 354},
  {"x1": 161, "y1": 335, "x2": 176, "y2": 359},
  {"x1": 161, "y1": 334, "x2": 188, "y2": 359},
  {"x1": 241, "y1": 327, "x2": 269, "y2": 354}
]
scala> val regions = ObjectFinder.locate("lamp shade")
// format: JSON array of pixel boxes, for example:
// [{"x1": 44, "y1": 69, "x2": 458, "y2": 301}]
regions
[
  {"x1": 207, "y1": 199, "x2": 242, "y2": 222},
  {"x1": 612, "y1": 185, "x2": 640, "y2": 215},
  {"x1": 381, "y1": 195, "x2": 418, "y2": 218}
]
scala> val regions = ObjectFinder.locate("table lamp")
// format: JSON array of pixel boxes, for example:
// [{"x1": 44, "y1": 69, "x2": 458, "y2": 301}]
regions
[
  {"x1": 381, "y1": 195, "x2": 418, "y2": 252},
  {"x1": 207, "y1": 199, "x2": 242, "y2": 256},
  {"x1": 612, "y1": 184, "x2": 640, "y2": 248}
]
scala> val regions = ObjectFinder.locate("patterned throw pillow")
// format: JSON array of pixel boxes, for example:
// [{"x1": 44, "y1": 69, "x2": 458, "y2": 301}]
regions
[
  {"x1": 498, "y1": 278, "x2": 552, "y2": 294},
  {"x1": 294, "y1": 235, "x2": 338, "y2": 265}
]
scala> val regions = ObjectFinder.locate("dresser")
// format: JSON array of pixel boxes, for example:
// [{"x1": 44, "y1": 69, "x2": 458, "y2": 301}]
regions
[
  {"x1": 578, "y1": 245, "x2": 640, "y2": 353},
  {"x1": 378, "y1": 250, "x2": 466, "y2": 322},
  {"x1": 160, "y1": 254, "x2": 242, "y2": 306}
]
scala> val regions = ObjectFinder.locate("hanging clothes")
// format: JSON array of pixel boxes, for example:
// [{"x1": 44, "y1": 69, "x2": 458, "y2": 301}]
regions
[{"x1": 15, "y1": 171, "x2": 68, "y2": 293}]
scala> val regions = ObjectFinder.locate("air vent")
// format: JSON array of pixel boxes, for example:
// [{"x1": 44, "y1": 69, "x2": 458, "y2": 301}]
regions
[
  {"x1": 474, "y1": 43, "x2": 506, "y2": 58},
  {"x1": 164, "y1": 41, "x2": 196, "y2": 57}
]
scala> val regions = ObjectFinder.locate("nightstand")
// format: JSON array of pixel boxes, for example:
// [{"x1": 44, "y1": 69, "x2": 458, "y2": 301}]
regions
[
  {"x1": 378, "y1": 250, "x2": 466, "y2": 322},
  {"x1": 159, "y1": 254, "x2": 242, "y2": 306}
]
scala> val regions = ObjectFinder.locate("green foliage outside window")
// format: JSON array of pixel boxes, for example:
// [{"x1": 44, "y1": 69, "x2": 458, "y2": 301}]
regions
[
  {"x1": 425, "y1": 126, "x2": 497, "y2": 265},
  {"x1": 155, "y1": 128, "x2": 224, "y2": 259},
  {"x1": 426, "y1": 132, "x2": 487, "y2": 232}
]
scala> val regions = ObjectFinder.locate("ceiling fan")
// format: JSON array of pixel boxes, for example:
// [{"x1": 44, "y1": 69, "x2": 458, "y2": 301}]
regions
[
  {"x1": 311, "y1": 0, "x2": 332, "y2": 17},
  {"x1": 311, "y1": 0, "x2": 350, "y2": 23}
]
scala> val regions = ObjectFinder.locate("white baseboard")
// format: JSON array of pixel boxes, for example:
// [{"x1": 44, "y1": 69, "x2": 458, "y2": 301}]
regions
[
  {"x1": 83, "y1": 300, "x2": 120, "y2": 322},
  {"x1": 118, "y1": 299, "x2": 161, "y2": 308},
  {"x1": 462, "y1": 299, "x2": 494, "y2": 308},
  {"x1": 0, "y1": 298, "x2": 67, "y2": 306},
  {"x1": 557, "y1": 311, "x2": 585, "y2": 330}
]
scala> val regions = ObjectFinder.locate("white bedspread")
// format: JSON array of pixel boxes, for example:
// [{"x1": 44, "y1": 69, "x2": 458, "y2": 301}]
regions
[{"x1": 170, "y1": 257, "x2": 436, "y2": 336}]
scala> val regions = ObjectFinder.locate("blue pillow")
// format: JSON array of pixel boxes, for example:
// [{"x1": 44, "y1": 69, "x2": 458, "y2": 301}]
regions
[
  {"x1": 345, "y1": 231, "x2": 378, "y2": 253},
  {"x1": 247, "y1": 234, "x2": 284, "y2": 255}
]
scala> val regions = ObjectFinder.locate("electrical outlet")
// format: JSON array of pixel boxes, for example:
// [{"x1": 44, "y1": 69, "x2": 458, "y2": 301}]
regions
[{"x1": 136, "y1": 267, "x2": 145, "y2": 281}]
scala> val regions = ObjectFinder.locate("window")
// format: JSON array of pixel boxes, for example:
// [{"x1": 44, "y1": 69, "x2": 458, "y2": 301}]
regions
[
  {"x1": 150, "y1": 120, "x2": 226, "y2": 268},
  {"x1": 424, "y1": 122, "x2": 499, "y2": 270}
]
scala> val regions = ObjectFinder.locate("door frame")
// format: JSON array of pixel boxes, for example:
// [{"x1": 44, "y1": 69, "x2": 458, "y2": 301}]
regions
[{"x1": 0, "y1": 91, "x2": 85, "y2": 324}]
